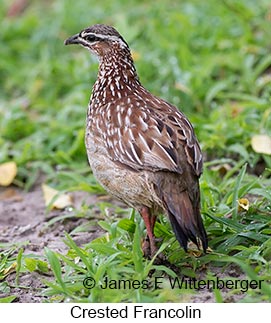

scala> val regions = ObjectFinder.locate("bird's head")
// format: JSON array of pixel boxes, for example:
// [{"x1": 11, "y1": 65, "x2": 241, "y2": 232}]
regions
[{"x1": 64, "y1": 24, "x2": 130, "y2": 58}]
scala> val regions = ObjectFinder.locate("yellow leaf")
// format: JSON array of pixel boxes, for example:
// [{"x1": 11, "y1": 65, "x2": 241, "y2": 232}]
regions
[
  {"x1": 187, "y1": 242, "x2": 212, "y2": 256},
  {"x1": 0, "y1": 161, "x2": 17, "y2": 186},
  {"x1": 42, "y1": 184, "x2": 73, "y2": 210},
  {"x1": 251, "y1": 134, "x2": 271, "y2": 155},
  {"x1": 237, "y1": 198, "x2": 250, "y2": 212},
  {"x1": 0, "y1": 262, "x2": 17, "y2": 278}
]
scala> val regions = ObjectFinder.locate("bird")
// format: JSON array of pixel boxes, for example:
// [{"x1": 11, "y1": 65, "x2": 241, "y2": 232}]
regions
[{"x1": 65, "y1": 24, "x2": 208, "y2": 258}]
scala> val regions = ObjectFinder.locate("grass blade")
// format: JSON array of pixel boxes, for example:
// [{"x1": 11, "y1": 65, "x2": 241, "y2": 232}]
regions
[
  {"x1": 45, "y1": 247, "x2": 67, "y2": 294},
  {"x1": 15, "y1": 248, "x2": 23, "y2": 286},
  {"x1": 232, "y1": 163, "x2": 247, "y2": 219}
]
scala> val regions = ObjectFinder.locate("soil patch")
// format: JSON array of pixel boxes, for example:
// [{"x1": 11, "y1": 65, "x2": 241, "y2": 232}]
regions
[{"x1": 0, "y1": 185, "x2": 103, "y2": 302}]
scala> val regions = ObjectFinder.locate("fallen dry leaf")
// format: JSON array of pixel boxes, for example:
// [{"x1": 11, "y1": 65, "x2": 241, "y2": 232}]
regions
[
  {"x1": 42, "y1": 184, "x2": 73, "y2": 210},
  {"x1": 0, "y1": 262, "x2": 17, "y2": 279},
  {"x1": 187, "y1": 241, "x2": 212, "y2": 256},
  {"x1": 251, "y1": 134, "x2": 271, "y2": 155},
  {"x1": 0, "y1": 161, "x2": 17, "y2": 186},
  {"x1": 237, "y1": 198, "x2": 250, "y2": 212},
  {"x1": 0, "y1": 188, "x2": 23, "y2": 201}
]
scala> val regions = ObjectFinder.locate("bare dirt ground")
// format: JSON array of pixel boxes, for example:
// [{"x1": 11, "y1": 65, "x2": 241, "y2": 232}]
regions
[
  {"x1": 0, "y1": 184, "x2": 245, "y2": 303},
  {"x1": 0, "y1": 185, "x2": 103, "y2": 302}
]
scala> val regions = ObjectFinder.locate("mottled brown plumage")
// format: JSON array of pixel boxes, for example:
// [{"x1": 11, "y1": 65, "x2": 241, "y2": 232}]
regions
[{"x1": 65, "y1": 24, "x2": 208, "y2": 257}]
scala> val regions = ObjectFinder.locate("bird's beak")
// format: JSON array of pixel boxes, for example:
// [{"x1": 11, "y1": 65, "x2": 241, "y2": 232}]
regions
[{"x1": 64, "y1": 33, "x2": 80, "y2": 45}]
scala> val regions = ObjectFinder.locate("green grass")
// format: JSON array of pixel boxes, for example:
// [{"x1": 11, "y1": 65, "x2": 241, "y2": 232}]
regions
[{"x1": 0, "y1": 0, "x2": 271, "y2": 302}]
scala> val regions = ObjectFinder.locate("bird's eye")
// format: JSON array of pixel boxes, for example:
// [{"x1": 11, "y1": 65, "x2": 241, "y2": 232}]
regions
[{"x1": 85, "y1": 35, "x2": 99, "y2": 42}]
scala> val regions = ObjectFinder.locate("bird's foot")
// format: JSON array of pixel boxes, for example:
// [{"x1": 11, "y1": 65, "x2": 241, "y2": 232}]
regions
[{"x1": 142, "y1": 236, "x2": 165, "y2": 263}]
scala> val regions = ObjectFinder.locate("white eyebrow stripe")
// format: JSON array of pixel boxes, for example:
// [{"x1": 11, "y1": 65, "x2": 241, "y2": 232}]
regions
[{"x1": 81, "y1": 32, "x2": 127, "y2": 47}]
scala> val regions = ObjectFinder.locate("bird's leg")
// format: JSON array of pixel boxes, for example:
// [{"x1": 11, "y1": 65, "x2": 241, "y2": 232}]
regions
[{"x1": 140, "y1": 206, "x2": 157, "y2": 258}]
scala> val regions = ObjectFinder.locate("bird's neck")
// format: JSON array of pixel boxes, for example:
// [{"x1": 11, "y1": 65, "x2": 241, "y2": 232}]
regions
[{"x1": 90, "y1": 49, "x2": 141, "y2": 107}]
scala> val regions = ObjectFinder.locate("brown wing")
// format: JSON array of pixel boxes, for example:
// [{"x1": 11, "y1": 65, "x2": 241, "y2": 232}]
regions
[{"x1": 92, "y1": 95, "x2": 202, "y2": 176}]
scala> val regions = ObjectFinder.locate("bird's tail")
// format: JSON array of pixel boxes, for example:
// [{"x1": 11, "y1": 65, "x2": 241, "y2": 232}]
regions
[{"x1": 157, "y1": 184, "x2": 208, "y2": 252}]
